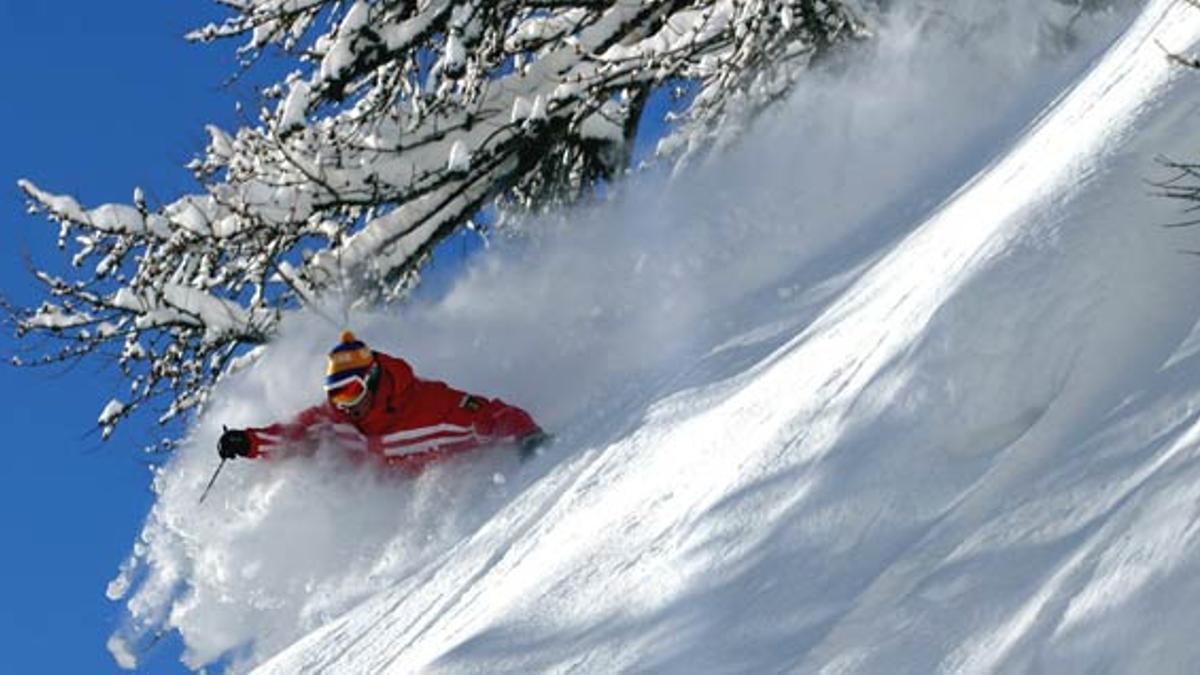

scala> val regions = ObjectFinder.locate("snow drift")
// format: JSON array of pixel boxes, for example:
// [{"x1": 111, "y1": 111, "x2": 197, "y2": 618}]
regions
[{"x1": 108, "y1": 0, "x2": 1200, "y2": 672}]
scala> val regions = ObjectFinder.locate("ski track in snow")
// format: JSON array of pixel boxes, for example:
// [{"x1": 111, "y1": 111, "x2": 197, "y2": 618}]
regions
[{"x1": 110, "y1": 1, "x2": 1200, "y2": 672}]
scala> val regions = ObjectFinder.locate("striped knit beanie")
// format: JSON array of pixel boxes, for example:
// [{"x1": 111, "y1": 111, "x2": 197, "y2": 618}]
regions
[{"x1": 325, "y1": 330, "x2": 375, "y2": 389}]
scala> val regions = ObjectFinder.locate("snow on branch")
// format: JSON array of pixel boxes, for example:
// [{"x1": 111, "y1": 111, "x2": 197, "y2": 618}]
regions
[{"x1": 10, "y1": 0, "x2": 866, "y2": 443}]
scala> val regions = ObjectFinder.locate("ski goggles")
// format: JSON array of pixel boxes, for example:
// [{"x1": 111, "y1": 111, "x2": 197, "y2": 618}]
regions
[{"x1": 326, "y1": 375, "x2": 370, "y2": 410}]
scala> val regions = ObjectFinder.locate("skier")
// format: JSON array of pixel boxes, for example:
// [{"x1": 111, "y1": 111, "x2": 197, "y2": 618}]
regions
[{"x1": 216, "y1": 331, "x2": 548, "y2": 472}]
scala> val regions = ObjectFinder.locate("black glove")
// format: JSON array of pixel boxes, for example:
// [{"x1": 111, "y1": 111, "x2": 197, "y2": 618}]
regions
[
  {"x1": 218, "y1": 428, "x2": 253, "y2": 459},
  {"x1": 517, "y1": 429, "x2": 552, "y2": 462}
]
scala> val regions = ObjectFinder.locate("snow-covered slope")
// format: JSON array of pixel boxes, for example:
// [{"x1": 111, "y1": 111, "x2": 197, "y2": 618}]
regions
[{"x1": 110, "y1": 1, "x2": 1200, "y2": 672}]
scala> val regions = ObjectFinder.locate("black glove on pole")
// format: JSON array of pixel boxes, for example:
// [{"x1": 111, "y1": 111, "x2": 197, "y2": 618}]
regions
[
  {"x1": 201, "y1": 426, "x2": 248, "y2": 504},
  {"x1": 218, "y1": 428, "x2": 252, "y2": 459}
]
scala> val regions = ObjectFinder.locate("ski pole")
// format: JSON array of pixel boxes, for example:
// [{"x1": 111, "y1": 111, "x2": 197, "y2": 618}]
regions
[
  {"x1": 199, "y1": 457, "x2": 227, "y2": 505},
  {"x1": 200, "y1": 425, "x2": 233, "y2": 505}
]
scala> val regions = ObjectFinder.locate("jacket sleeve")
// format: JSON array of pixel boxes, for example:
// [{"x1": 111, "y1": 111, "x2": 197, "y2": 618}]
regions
[
  {"x1": 469, "y1": 396, "x2": 541, "y2": 444},
  {"x1": 380, "y1": 392, "x2": 543, "y2": 472},
  {"x1": 245, "y1": 404, "x2": 337, "y2": 458}
]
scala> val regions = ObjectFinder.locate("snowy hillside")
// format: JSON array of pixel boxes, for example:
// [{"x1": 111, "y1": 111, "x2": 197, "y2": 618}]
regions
[{"x1": 109, "y1": 1, "x2": 1200, "y2": 672}]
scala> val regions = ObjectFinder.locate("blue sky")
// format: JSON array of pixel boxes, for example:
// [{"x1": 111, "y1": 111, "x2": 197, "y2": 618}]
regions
[{"x1": 0, "y1": 2, "x2": 241, "y2": 671}]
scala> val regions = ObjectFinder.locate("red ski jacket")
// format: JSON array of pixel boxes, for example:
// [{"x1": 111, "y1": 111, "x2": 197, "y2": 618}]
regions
[{"x1": 245, "y1": 353, "x2": 540, "y2": 472}]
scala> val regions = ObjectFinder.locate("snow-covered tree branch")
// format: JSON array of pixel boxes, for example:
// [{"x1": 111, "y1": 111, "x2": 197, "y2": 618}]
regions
[{"x1": 10, "y1": 0, "x2": 865, "y2": 443}]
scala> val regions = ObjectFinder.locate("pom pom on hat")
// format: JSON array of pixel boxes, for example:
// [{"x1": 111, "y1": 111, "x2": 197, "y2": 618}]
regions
[{"x1": 325, "y1": 330, "x2": 375, "y2": 388}]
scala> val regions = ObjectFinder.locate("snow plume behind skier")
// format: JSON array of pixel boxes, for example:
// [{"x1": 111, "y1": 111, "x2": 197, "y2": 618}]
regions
[{"x1": 106, "y1": 318, "x2": 557, "y2": 672}]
